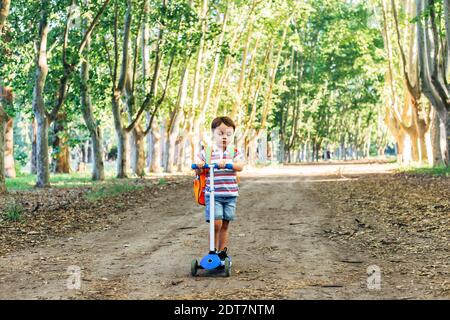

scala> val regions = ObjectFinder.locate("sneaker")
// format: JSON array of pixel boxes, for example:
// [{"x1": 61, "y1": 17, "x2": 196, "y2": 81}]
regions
[{"x1": 218, "y1": 247, "x2": 228, "y2": 260}]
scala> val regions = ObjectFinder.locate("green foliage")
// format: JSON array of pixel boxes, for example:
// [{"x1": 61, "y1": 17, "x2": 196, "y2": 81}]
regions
[
  {"x1": 2, "y1": 203, "x2": 24, "y2": 222},
  {"x1": 271, "y1": 0, "x2": 385, "y2": 154},
  {"x1": 85, "y1": 181, "x2": 145, "y2": 201},
  {"x1": 398, "y1": 165, "x2": 450, "y2": 177}
]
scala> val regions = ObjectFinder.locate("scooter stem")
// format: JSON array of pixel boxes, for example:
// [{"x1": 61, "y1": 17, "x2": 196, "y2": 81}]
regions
[{"x1": 209, "y1": 165, "x2": 215, "y2": 252}]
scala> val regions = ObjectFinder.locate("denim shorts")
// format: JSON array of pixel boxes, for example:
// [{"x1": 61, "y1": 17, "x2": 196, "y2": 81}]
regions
[{"x1": 205, "y1": 195, "x2": 237, "y2": 222}]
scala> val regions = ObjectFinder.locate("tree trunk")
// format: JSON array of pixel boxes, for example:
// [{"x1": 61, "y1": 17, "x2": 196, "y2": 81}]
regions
[
  {"x1": 259, "y1": 129, "x2": 267, "y2": 164},
  {"x1": 314, "y1": 141, "x2": 321, "y2": 162},
  {"x1": 32, "y1": 10, "x2": 50, "y2": 187},
  {"x1": 146, "y1": 112, "x2": 153, "y2": 168},
  {"x1": 4, "y1": 113, "x2": 14, "y2": 178},
  {"x1": 167, "y1": 62, "x2": 188, "y2": 173},
  {"x1": 1, "y1": 0, "x2": 12, "y2": 193},
  {"x1": 35, "y1": 115, "x2": 50, "y2": 187},
  {"x1": 177, "y1": 134, "x2": 187, "y2": 172},
  {"x1": 112, "y1": 92, "x2": 128, "y2": 178},
  {"x1": 111, "y1": 0, "x2": 131, "y2": 178},
  {"x1": 131, "y1": 125, "x2": 146, "y2": 177},
  {"x1": 30, "y1": 119, "x2": 37, "y2": 174},
  {"x1": 52, "y1": 113, "x2": 70, "y2": 173},
  {"x1": 246, "y1": 129, "x2": 258, "y2": 167},
  {"x1": 286, "y1": 145, "x2": 291, "y2": 164},
  {"x1": 161, "y1": 120, "x2": 169, "y2": 170},
  {"x1": 150, "y1": 118, "x2": 162, "y2": 173},
  {"x1": 0, "y1": 109, "x2": 6, "y2": 193},
  {"x1": 166, "y1": 120, "x2": 181, "y2": 173},
  {"x1": 426, "y1": 107, "x2": 443, "y2": 166},
  {"x1": 443, "y1": 110, "x2": 450, "y2": 164},
  {"x1": 410, "y1": 130, "x2": 420, "y2": 162},
  {"x1": 116, "y1": 123, "x2": 128, "y2": 178},
  {"x1": 80, "y1": 2, "x2": 104, "y2": 181},
  {"x1": 80, "y1": 73, "x2": 104, "y2": 180}
]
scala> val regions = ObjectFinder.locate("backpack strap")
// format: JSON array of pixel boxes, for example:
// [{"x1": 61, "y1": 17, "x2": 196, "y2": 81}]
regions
[
  {"x1": 206, "y1": 144, "x2": 237, "y2": 164},
  {"x1": 227, "y1": 144, "x2": 235, "y2": 159},
  {"x1": 205, "y1": 145, "x2": 212, "y2": 164}
]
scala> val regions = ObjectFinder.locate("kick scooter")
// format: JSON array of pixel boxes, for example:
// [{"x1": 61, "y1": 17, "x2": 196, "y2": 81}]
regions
[{"x1": 190, "y1": 162, "x2": 233, "y2": 277}]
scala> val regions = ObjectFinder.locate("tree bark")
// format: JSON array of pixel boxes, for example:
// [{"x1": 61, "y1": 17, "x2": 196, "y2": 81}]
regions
[
  {"x1": 0, "y1": 0, "x2": 11, "y2": 192},
  {"x1": 177, "y1": 133, "x2": 187, "y2": 172},
  {"x1": 3, "y1": 103, "x2": 14, "y2": 178},
  {"x1": 51, "y1": 113, "x2": 70, "y2": 173},
  {"x1": 0, "y1": 108, "x2": 6, "y2": 193},
  {"x1": 443, "y1": 0, "x2": 450, "y2": 62},
  {"x1": 131, "y1": 125, "x2": 146, "y2": 177},
  {"x1": 30, "y1": 119, "x2": 37, "y2": 174},
  {"x1": 80, "y1": 9, "x2": 104, "y2": 180},
  {"x1": 116, "y1": 121, "x2": 128, "y2": 178},
  {"x1": 146, "y1": 112, "x2": 153, "y2": 168},
  {"x1": 150, "y1": 118, "x2": 162, "y2": 173},
  {"x1": 426, "y1": 106, "x2": 444, "y2": 166},
  {"x1": 166, "y1": 61, "x2": 188, "y2": 173},
  {"x1": 32, "y1": 6, "x2": 50, "y2": 187}
]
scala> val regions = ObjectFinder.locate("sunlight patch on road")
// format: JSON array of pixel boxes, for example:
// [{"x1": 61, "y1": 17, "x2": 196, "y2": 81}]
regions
[{"x1": 242, "y1": 163, "x2": 398, "y2": 178}]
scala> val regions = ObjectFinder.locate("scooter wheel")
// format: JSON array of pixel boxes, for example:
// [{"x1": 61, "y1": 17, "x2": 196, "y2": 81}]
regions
[
  {"x1": 224, "y1": 257, "x2": 231, "y2": 277},
  {"x1": 191, "y1": 259, "x2": 198, "y2": 276}
]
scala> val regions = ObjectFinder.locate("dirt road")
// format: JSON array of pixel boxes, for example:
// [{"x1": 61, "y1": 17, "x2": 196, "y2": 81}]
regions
[{"x1": 0, "y1": 162, "x2": 447, "y2": 299}]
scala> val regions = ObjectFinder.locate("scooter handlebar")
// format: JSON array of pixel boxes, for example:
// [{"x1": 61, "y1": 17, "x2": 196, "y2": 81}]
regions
[{"x1": 191, "y1": 163, "x2": 233, "y2": 170}]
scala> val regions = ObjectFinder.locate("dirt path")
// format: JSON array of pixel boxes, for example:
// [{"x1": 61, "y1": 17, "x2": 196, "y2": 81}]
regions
[{"x1": 0, "y1": 163, "x2": 446, "y2": 299}]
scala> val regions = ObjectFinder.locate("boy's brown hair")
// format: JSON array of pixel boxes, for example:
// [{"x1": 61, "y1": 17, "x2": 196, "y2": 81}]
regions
[{"x1": 211, "y1": 116, "x2": 236, "y2": 131}]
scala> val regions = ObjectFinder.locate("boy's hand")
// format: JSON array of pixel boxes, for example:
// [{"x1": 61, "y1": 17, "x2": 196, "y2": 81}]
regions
[
  {"x1": 232, "y1": 160, "x2": 245, "y2": 172},
  {"x1": 218, "y1": 159, "x2": 227, "y2": 169},
  {"x1": 195, "y1": 161, "x2": 205, "y2": 175},
  {"x1": 195, "y1": 161, "x2": 205, "y2": 169}
]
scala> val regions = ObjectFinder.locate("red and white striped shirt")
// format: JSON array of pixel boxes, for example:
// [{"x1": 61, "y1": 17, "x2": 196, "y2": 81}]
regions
[{"x1": 196, "y1": 144, "x2": 243, "y2": 197}]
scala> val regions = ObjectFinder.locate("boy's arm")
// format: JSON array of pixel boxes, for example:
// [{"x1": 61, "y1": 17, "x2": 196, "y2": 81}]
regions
[
  {"x1": 231, "y1": 148, "x2": 245, "y2": 172},
  {"x1": 195, "y1": 149, "x2": 206, "y2": 175},
  {"x1": 232, "y1": 160, "x2": 245, "y2": 172}
]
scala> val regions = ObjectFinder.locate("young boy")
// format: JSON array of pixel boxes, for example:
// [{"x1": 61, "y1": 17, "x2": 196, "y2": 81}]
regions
[{"x1": 195, "y1": 116, "x2": 245, "y2": 260}]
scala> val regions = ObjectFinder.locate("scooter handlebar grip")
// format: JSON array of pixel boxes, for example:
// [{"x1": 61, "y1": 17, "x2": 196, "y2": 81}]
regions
[
  {"x1": 191, "y1": 163, "x2": 219, "y2": 169},
  {"x1": 225, "y1": 163, "x2": 233, "y2": 170}
]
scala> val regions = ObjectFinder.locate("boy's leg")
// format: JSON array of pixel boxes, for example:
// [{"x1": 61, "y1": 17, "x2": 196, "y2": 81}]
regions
[
  {"x1": 218, "y1": 220, "x2": 229, "y2": 251},
  {"x1": 218, "y1": 197, "x2": 237, "y2": 252},
  {"x1": 205, "y1": 195, "x2": 224, "y2": 251},
  {"x1": 213, "y1": 220, "x2": 222, "y2": 250}
]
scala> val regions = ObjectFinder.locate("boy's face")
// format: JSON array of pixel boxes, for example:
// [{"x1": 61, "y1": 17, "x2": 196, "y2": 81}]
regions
[{"x1": 212, "y1": 123, "x2": 234, "y2": 149}]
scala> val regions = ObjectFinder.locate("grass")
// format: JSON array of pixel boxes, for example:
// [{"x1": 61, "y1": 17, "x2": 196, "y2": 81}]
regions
[
  {"x1": 6, "y1": 172, "x2": 150, "y2": 201},
  {"x1": 2, "y1": 203, "x2": 24, "y2": 222},
  {"x1": 5, "y1": 165, "x2": 151, "y2": 203},
  {"x1": 158, "y1": 178, "x2": 167, "y2": 186},
  {"x1": 6, "y1": 162, "x2": 119, "y2": 191},
  {"x1": 397, "y1": 164, "x2": 450, "y2": 177},
  {"x1": 6, "y1": 173, "x2": 106, "y2": 191},
  {"x1": 85, "y1": 181, "x2": 145, "y2": 202}
]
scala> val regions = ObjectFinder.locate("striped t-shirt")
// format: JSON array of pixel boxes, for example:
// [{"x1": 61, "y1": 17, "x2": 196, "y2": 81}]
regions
[{"x1": 196, "y1": 145, "x2": 243, "y2": 197}]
